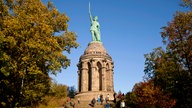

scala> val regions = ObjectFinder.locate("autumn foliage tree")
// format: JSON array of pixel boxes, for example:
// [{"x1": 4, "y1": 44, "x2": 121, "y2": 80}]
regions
[
  {"x1": 0, "y1": 0, "x2": 78, "y2": 107},
  {"x1": 49, "y1": 81, "x2": 68, "y2": 98},
  {"x1": 125, "y1": 81, "x2": 175, "y2": 108},
  {"x1": 144, "y1": 0, "x2": 192, "y2": 107}
]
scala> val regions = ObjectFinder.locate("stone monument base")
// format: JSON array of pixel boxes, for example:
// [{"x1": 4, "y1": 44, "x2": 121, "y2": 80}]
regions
[{"x1": 75, "y1": 91, "x2": 114, "y2": 101}]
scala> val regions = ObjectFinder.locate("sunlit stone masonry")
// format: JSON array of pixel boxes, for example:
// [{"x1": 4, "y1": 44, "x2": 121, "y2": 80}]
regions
[{"x1": 75, "y1": 41, "x2": 115, "y2": 101}]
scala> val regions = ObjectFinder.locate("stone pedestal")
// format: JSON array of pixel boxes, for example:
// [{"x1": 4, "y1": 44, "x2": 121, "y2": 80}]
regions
[
  {"x1": 75, "y1": 42, "x2": 114, "y2": 101},
  {"x1": 75, "y1": 91, "x2": 114, "y2": 101}
]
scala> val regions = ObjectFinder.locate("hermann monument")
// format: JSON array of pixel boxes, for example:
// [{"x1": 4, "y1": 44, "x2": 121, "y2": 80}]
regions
[{"x1": 75, "y1": 3, "x2": 114, "y2": 101}]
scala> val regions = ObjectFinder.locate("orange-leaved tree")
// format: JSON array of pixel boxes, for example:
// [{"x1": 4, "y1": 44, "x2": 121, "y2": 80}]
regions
[{"x1": 131, "y1": 80, "x2": 175, "y2": 108}]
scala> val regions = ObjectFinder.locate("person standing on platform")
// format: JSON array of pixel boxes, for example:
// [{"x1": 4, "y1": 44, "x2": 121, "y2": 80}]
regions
[{"x1": 120, "y1": 100, "x2": 125, "y2": 108}]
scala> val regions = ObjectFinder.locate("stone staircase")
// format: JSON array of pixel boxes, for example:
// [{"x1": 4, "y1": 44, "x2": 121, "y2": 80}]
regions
[{"x1": 65, "y1": 99, "x2": 115, "y2": 108}]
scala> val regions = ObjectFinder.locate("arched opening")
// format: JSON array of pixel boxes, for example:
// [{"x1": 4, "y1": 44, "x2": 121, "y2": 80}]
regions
[
  {"x1": 88, "y1": 62, "x2": 92, "y2": 91},
  {"x1": 97, "y1": 62, "x2": 102, "y2": 91},
  {"x1": 106, "y1": 63, "x2": 110, "y2": 80}
]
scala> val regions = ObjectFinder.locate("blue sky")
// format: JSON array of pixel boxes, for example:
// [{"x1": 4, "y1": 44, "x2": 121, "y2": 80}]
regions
[{"x1": 49, "y1": 0, "x2": 184, "y2": 93}]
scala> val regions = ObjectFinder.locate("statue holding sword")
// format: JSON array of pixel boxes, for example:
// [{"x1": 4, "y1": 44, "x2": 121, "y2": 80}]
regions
[{"x1": 89, "y1": 2, "x2": 101, "y2": 42}]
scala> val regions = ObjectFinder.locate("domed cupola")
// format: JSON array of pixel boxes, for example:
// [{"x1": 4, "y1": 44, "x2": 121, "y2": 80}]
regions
[{"x1": 80, "y1": 42, "x2": 112, "y2": 61}]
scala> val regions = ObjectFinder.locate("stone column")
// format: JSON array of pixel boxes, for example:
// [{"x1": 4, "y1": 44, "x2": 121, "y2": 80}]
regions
[
  {"x1": 111, "y1": 71, "x2": 114, "y2": 91},
  {"x1": 91, "y1": 59, "x2": 97, "y2": 91},
  {"x1": 81, "y1": 61, "x2": 88, "y2": 92},
  {"x1": 77, "y1": 70, "x2": 80, "y2": 92},
  {"x1": 102, "y1": 60, "x2": 107, "y2": 91},
  {"x1": 110, "y1": 62, "x2": 114, "y2": 91}
]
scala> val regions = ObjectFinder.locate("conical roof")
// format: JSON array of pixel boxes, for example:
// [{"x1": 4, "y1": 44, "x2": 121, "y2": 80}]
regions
[
  {"x1": 81, "y1": 42, "x2": 112, "y2": 60},
  {"x1": 84, "y1": 42, "x2": 107, "y2": 54}
]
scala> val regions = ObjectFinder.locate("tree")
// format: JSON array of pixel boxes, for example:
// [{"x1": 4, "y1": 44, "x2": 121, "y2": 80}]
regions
[
  {"x1": 161, "y1": 11, "x2": 192, "y2": 108},
  {"x1": 0, "y1": 0, "x2": 79, "y2": 107},
  {"x1": 144, "y1": 0, "x2": 192, "y2": 107},
  {"x1": 126, "y1": 81, "x2": 175, "y2": 108},
  {"x1": 49, "y1": 81, "x2": 68, "y2": 98},
  {"x1": 67, "y1": 86, "x2": 76, "y2": 98},
  {"x1": 181, "y1": 0, "x2": 192, "y2": 9},
  {"x1": 124, "y1": 92, "x2": 137, "y2": 108}
]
